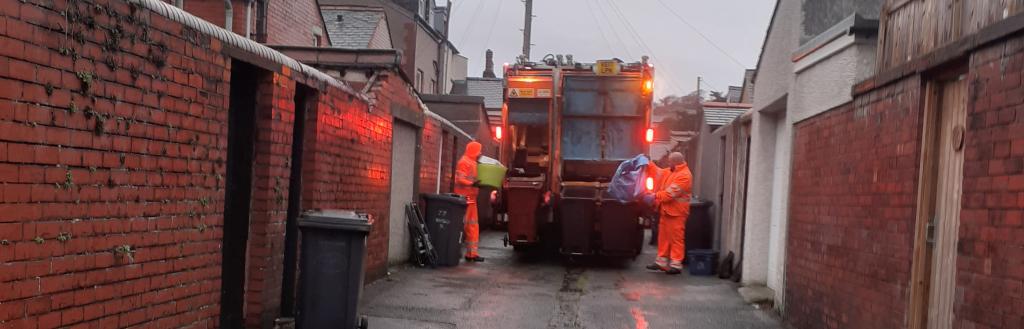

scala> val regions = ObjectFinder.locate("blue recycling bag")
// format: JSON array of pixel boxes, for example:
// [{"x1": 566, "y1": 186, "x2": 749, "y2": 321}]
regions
[{"x1": 608, "y1": 154, "x2": 650, "y2": 203}]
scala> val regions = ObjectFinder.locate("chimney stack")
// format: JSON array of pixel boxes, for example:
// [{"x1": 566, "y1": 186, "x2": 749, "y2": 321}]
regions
[{"x1": 483, "y1": 49, "x2": 496, "y2": 78}]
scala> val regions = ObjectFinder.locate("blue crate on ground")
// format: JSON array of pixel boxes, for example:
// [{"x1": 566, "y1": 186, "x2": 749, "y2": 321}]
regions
[{"x1": 687, "y1": 249, "x2": 719, "y2": 276}]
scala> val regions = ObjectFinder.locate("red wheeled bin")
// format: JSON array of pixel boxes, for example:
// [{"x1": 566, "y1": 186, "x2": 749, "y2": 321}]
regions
[{"x1": 504, "y1": 176, "x2": 545, "y2": 250}]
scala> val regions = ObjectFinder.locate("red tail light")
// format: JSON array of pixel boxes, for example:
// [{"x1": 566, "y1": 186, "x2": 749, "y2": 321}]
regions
[
  {"x1": 646, "y1": 177, "x2": 654, "y2": 191},
  {"x1": 645, "y1": 128, "x2": 654, "y2": 143},
  {"x1": 495, "y1": 126, "x2": 503, "y2": 140}
]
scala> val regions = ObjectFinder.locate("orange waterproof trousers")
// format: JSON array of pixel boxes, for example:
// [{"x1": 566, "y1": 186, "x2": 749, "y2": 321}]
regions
[
  {"x1": 655, "y1": 214, "x2": 686, "y2": 270},
  {"x1": 464, "y1": 203, "x2": 479, "y2": 258}
]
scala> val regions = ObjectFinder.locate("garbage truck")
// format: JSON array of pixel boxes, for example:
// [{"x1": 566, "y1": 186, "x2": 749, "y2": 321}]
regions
[{"x1": 498, "y1": 55, "x2": 655, "y2": 257}]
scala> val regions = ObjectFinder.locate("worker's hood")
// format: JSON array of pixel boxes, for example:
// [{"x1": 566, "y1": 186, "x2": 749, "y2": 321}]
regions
[
  {"x1": 671, "y1": 162, "x2": 689, "y2": 172},
  {"x1": 463, "y1": 141, "x2": 482, "y2": 159}
]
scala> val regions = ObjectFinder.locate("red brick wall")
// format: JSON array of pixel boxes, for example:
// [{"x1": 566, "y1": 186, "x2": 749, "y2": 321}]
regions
[
  {"x1": 183, "y1": 0, "x2": 324, "y2": 46},
  {"x1": 956, "y1": 36, "x2": 1024, "y2": 329},
  {"x1": 0, "y1": 0, "x2": 229, "y2": 327},
  {"x1": 265, "y1": 0, "x2": 323, "y2": 47},
  {"x1": 242, "y1": 72, "x2": 295, "y2": 328},
  {"x1": 0, "y1": 0, "x2": 392, "y2": 327},
  {"x1": 419, "y1": 119, "x2": 442, "y2": 194},
  {"x1": 787, "y1": 77, "x2": 922, "y2": 329},
  {"x1": 441, "y1": 133, "x2": 457, "y2": 193},
  {"x1": 788, "y1": 34, "x2": 1024, "y2": 328},
  {"x1": 420, "y1": 118, "x2": 473, "y2": 195},
  {"x1": 183, "y1": 0, "x2": 254, "y2": 39},
  {"x1": 302, "y1": 73, "x2": 426, "y2": 281}
]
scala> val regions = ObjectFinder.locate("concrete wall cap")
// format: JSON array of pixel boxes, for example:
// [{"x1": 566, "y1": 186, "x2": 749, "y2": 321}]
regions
[{"x1": 130, "y1": 0, "x2": 368, "y2": 102}]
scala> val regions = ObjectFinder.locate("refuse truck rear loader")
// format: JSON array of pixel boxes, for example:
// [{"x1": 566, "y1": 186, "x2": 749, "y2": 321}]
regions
[{"x1": 499, "y1": 55, "x2": 655, "y2": 257}]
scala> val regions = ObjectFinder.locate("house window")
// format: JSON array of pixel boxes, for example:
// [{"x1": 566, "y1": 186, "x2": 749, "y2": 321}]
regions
[
  {"x1": 430, "y1": 79, "x2": 436, "y2": 94},
  {"x1": 416, "y1": 69, "x2": 424, "y2": 91}
]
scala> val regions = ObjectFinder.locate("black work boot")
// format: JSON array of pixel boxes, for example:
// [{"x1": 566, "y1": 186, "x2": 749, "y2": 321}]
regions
[
  {"x1": 645, "y1": 264, "x2": 665, "y2": 272},
  {"x1": 665, "y1": 268, "x2": 682, "y2": 275}
]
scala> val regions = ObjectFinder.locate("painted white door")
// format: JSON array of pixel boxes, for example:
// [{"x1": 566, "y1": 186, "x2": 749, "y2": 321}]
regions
[{"x1": 388, "y1": 122, "x2": 418, "y2": 265}]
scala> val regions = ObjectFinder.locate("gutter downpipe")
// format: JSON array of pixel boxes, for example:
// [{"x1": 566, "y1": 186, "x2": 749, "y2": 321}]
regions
[
  {"x1": 175, "y1": 0, "x2": 183, "y2": 8},
  {"x1": 224, "y1": 0, "x2": 233, "y2": 32},
  {"x1": 244, "y1": 0, "x2": 252, "y2": 39},
  {"x1": 436, "y1": 137, "x2": 443, "y2": 193}
]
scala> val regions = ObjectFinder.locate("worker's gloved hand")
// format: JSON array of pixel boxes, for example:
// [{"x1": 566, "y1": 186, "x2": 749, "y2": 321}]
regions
[{"x1": 642, "y1": 193, "x2": 656, "y2": 207}]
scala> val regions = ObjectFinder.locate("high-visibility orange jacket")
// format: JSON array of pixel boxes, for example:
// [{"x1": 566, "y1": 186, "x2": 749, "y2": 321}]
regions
[
  {"x1": 646, "y1": 162, "x2": 692, "y2": 217},
  {"x1": 455, "y1": 142, "x2": 482, "y2": 204}
]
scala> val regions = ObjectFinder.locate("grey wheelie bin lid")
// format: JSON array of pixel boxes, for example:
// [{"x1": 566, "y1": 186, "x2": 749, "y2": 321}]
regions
[{"x1": 299, "y1": 210, "x2": 371, "y2": 232}]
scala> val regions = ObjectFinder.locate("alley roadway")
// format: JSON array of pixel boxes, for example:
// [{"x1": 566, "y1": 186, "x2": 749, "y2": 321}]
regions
[{"x1": 358, "y1": 231, "x2": 783, "y2": 329}]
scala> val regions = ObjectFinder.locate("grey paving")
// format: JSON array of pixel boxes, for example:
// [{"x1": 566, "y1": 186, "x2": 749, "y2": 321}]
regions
[{"x1": 359, "y1": 231, "x2": 784, "y2": 329}]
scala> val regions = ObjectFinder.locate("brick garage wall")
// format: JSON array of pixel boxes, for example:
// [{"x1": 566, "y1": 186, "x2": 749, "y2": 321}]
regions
[
  {"x1": 787, "y1": 77, "x2": 922, "y2": 329},
  {"x1": 439, "y1": 131, "x2": 457, "y2": 193},
  {"x1": 241, "y1": 72, "x2": 296, "y2": 328},
  {"x1": 0, "y1": 0, "x2": 384, "y2": 327},
  {"x1": 302, "y1": 72, "x2": 423, "y2": 281},
  {"x1": 0, "y1": 0, "x2": 229, "y2": 327},
  {"x1": 956, "y1": 36, "x2": 1024, "y2": 329},
  {"x1": 419, "y1": 118, "x2": 442, "y2": 194}
]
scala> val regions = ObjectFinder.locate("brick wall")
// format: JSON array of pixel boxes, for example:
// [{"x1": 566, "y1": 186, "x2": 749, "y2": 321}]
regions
[
  {"x1": 302, "y1": 72, "x2": 425, "y2": 281},
  {"x1": 265, "y1": 0, "x2": 323, "y2": 46},
  {"x1": 183, "y1": 0, "x2": 324, "y2": 46},
  {"x1": 787, "y1": 77, "x2": 922, "y2": 329},
  {"x1": 182, "y1": 0, "x2": 254, "y2": 39},
  {"x1": 0, "y1": 0, "x2": 229, "y2": 327},
  {"x1": 241, "y1": 72, "x2": 295, "y2": 328},
  {"x1": 956, "y1": 36, "x2": 1024, "y2": 329},
  {"x1": 788, "y1": 33, "x2": 1024, "y2": 329},
  {"x1": 0, "y1": 0, "x2": 393, "y2": 327},
  {"x1": 419, "y1": 119, "x2": 441, "y2": 194},
  {"x1": 419, "y1": 117, "x2": 471, "y2": 195},
  {"x1": 441, "y1": 133, "x2": 457, "y2": 193}
]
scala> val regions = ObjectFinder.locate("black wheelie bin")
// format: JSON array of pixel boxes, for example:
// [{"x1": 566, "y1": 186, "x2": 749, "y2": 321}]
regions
[
  {"x1": 295, "y1": 210, "x2": 371, "y2": 329},
  {"x1": 421, "y1": 193, "x2": 468, "y2": 266},
  {"x1": 558, "y1": 183, "x2": 600, "y2": 255}
]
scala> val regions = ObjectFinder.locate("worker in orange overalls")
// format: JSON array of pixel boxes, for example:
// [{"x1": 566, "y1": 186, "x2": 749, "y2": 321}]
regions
[
  {"x1": 642, "y1": 152, "x2": 692, "y2": 275},
  {"x1": 455, "y1": 141, "x2": 485, "y2": 262}
]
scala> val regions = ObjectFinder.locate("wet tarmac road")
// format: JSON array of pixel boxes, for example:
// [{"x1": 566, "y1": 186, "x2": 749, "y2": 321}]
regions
[{"x1": 359, "y1": 231, "x2": 783, "y2": 329}]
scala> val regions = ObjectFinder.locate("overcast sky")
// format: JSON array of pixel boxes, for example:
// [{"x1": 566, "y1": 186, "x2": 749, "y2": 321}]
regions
[{"x1": 447, "y1": 0, "x2": 776, "y2": 98}]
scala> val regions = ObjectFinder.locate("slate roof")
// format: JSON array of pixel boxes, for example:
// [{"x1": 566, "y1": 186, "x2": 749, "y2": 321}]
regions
[
  {"x1": 322, "y1": 7, "x2": 387, "y2": 49},
  {"x1": 465, "y1": 78, "x2": 504, "y2": 110}
]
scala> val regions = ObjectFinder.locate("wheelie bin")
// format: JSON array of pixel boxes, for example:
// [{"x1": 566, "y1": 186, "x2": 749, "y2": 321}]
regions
[
  {"x1": 296, "y1": 210, "x2": 371, "y2": 329},
  {"x1": 421, "y1": 193, "x2": 468, "y2": 266},
  {"x1": 558, "y1": 184, "x2": 600, "y2": 255},
  {"x1": 505, "y1": 176, "x2": 545, "y2": 248},
  {"x1": 598, "y1": 189, "x2": 643, "y2": 257},
  {"x1": 685, "y1": 200, "x2": 713, "y2": 256}
]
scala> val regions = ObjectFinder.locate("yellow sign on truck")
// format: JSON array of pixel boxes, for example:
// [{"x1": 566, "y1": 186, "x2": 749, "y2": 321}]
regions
[{"x1": 593, "y1": 60, "x2": 621, "y2": 75}]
